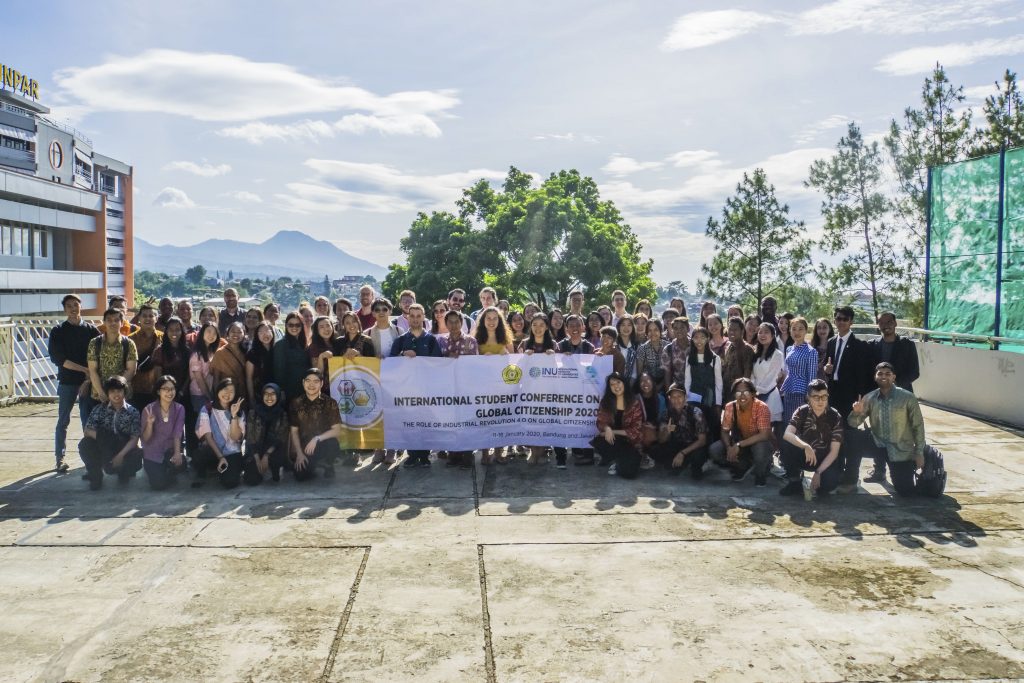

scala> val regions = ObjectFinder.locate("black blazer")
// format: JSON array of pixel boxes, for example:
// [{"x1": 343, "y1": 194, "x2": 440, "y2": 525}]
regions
[
  {"x1": 867, "y1": 336, "x2": 920, "y2": 392},
  {"x1": 826, "y1": 334, "x2": 874, "y2": 414}
]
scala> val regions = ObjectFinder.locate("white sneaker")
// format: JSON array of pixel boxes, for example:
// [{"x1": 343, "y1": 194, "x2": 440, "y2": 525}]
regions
[
  {"x1": 770, "y1": 463, "x2": 787, "y2": 479},
  {"x1": 608, "y1": 463, "x2": 617, "y2": 476},
  {"x1": 640, "y1": 455, "x2": 656, "y2": 470}
]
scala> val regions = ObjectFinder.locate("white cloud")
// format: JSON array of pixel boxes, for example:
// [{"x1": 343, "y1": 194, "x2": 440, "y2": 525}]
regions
[
  {"x1": 876, "y1": 35, "x2": 1024, "y2": 75},
  {"x1": 218, "y1": 112, "x2": 442, "y2": 144},
  {"x1": 163, "y1": 160, "x2": 232, "y2": 176},
  {"x1": 662, "y1": 2, "x2": 1020, "y2": 52},
  {"x1": 532, "y1": 132, "x2": 602, "y2": 144},
  {"x1": 963, "y1": 84, "x2": 998, "y2": 102},
  {"x1": 276, "y1": 160, "x2": 508, "y2": 215},
  {"x1": 602, "y1": 155, "x2": 663, "y2": 176},
  {"x1": 793, "y1": 0, "x2": 1018, "y2": 36},
  {"x1": 792, "y1": 114, "x2": 852, "y2": 145},
  {"x1": 52, "y1": 49, "x2": 459, "y2": 129},
  {"x1": 152, "y1": 187, "x2": 195, "y2": 209},
  {"x1": 662, "y1": 10, "x2": 780, "y2": 51},
  {"x1": 665, "y1": 149, "x2": 723, "y2": 170},
  {"x1": 225, "y1": 191, "x2": 263, "y2": 204}
]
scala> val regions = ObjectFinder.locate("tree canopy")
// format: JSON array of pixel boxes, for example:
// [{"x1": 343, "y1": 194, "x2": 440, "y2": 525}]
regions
[{"x1": 383, "y1": 167, "x2": 656, "y2": 310}]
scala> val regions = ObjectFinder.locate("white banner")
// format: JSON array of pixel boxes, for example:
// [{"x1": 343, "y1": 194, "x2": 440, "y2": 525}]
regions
[{"x1": 381, "y1": 353, "x2": 612, "y2": 450}]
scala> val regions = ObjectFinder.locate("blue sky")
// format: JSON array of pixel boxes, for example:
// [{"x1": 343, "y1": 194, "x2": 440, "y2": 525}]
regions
[{"x1": 8, "y1": 0, "x2": 1024, "y2": 285}]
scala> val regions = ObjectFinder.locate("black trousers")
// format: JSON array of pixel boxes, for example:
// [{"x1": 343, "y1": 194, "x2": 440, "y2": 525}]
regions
[
  {"x1": 590, "y1": 435, "x2": 642, "y2": 479},
  {"x1": 294, "y1": 438, "x2": 343, "y2": 482},
  {"x1": 860, "y1": 440, "x2": 917, "y2": 495},
  {"x1": 780, "y1": 442, "x2": 842, "y2": 494},
  {"x1": 143, "y1": 449, "x2": 187, "y2": 490},
  {"x1": 78, "y1": 435, "x2": 143, "y2": 484},
  {"x1": 193, "y1": 444, "x2": 243, "y2": 489},
  {"x1": 242, "y1": 442, "x2": 290, "y2": 485},
  {"x1": 648, "y1": 441, "x2": 708, "y2": 475}
]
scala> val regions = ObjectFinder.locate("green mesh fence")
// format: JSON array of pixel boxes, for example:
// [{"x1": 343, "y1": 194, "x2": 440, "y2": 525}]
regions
[
  {"x1": 1003, "y1": 148, "x2": 1024, "y2": 341},
  {"x1": 927, "y1": 149, "x2": 1022, "y2": 343}
]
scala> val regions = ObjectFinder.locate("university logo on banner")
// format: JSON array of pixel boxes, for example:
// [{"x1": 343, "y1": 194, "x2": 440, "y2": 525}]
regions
[{"x1": 328, "y1": 356, "x2": 385, "y2": 449}]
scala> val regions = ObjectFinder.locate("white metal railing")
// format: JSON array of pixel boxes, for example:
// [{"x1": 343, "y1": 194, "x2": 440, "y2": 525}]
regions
[
  {"x1": 852, "y1": 324, "x2": 1023, "y2": 351},
  {"x1": 0, "y1": 146, "x2": 34, "y2": 163},
  {"x1": 0, "y1": 317, "x2": 102, "y2": 400}
]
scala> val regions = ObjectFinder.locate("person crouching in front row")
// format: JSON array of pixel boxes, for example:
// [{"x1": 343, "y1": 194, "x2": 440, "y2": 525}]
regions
[
  {"x1": 779, "y1": 379, "x2": 843, "y2": 498},
  {"x1": 709, "y1": 377, "x2": 773, "y2": 486},
  {"x1": 193, "y1": 378, "x2": 246, "y2": 489},
  {"x1": 78, "y1": 375, "x2": 143, "y2": 490},
  {"x1": 591, "y1": 372, "x2": 645, "y2": 478},
  {"x1": 289, "y1": 368, "x2": 343, "y2": 481},
  {"x1": 647, "y1": 382, "x2": 708, "y2": 479}
]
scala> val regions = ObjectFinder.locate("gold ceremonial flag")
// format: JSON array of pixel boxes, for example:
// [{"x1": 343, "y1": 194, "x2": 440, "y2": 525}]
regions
[{"x1": 327, "y1": 356, "x2": 385, "y2": 449}]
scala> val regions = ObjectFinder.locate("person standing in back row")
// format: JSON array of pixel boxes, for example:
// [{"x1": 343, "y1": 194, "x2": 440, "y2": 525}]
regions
[
  {"x1": 823, "y1": 306, "x2": 875, "y2": 492},
  {"x1": 864, "y1": 311, "x2": 921, "y2": 484},
  {"x1": 49, "y1": 294, "x2": 101, "y2": 473},
  {"x1": 218, "y1": 288, "x2": 245, "y2": 336}
]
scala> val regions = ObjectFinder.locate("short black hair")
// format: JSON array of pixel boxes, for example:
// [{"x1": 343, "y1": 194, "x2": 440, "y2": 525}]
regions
[
  {"x1": 807, "y1": 379, "x2": 829, "y2": 394},
  {"x1": 103, "y1": 375, "x2": 128, "y2": 391},
  {"x1": 102, "y1": 307, "x2": 123, "y2": 321},
  {"x1": 834, "y1": 305, "x2": 855, "y2": 320},
  {"x1": 61, "y1": 294, "x2": 82, "y2": 307}
]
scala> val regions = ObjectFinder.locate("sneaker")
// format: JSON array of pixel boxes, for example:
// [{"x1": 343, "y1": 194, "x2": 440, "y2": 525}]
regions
[
  {"x1": 384, "y1": 451, "x2": 397, "y2": 465},
  {"x1": 55, "y1": 459, "x2": 69, "y2": 474},
  {"x1": 755, "y1": 474, "x2": 767, "y2": 487},
  {"x1": 403, "y1": 456, "x2": 419, "y2": 469},
  {"x1": 607, "y1": 463, "x2": 617, "y2": 476},
  {"x1": 730, "y1": 466, "x2": 751, "y2": 482},
  {"x1": 779, "y1": 480, "x2": 803, "y2": 496},
  {"x1": 863, "y1": 469, "x2": 886, "y2": 483},
  {"x1": 556, "y1": 462, "x2": 567, "y2": 470},
  {"x1": 640, "y1": 455, "x2": 656, "y2": 470},
  {"x1": 770, "y1": 463, "x2": 787, "y2": 479},
  {"x1": 556, "y1": 452, "x2": 567, "y2": 469},
  {"x1": 419, "y1": 456, "x2": 432, "y2": 467}
]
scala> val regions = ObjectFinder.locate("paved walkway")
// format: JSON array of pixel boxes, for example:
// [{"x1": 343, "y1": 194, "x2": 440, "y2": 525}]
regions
[{"x1": 0, "y1": 401, "x2": 1022, "y2": 682}]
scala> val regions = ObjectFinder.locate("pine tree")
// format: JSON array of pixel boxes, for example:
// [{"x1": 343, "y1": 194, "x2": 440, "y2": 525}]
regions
[
  {"x1": 808, "y1": 122, "x2": 906, "y2": 320},
  {"x1": 971, "y1": 69, "x2": 1024, "y2": 156},
  {"x1": 697, "y1": 168, "x2": 812, "y2": 309}
]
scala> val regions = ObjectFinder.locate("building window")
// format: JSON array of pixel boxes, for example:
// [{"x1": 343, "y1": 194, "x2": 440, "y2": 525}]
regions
[
  {"x1": 11, "y1": 226, "x2": 26, "y2": 256},
  {"x1": 2, "y1": 135, "x2": 27, "y2": 151},
  {"x1": 0, "y1": 225, "x2": 9, "y2": 254},
  {"x1": 106, "y1": 207, "x2": 123, "y2": 219},
  {"x1": 106, "y1": 237, "x2": 123, "y2": 248},
  {"x1": 35, "y1": 229, "x2": 47, "y2": 258},
  {"x1": 107, "y1": 265, "x2": 124, "y2": 275},
  {"x1": 100, "y1": 173, "x2": 117, "y2": 195}
]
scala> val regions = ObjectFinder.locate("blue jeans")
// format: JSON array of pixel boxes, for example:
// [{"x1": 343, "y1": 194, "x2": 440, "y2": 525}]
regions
[{"x1": 55, "y1": 383, "x2": 97, "y2": 462}]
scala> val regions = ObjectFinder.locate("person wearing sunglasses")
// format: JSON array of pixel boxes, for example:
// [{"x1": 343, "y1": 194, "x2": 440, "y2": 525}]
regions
[
  {"x1": 446, "y1": 288, "x2": 473, "y2": 334},
  {"x1": 822, "y1": 306, "x2": 875, "y2": 492}
]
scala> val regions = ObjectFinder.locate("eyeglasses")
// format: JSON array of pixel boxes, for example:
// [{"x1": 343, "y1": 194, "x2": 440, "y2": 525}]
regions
[
  {"x1": 734, "y1": 389, "x2": 753, "y2": 396},
  {"x1": 286, "y1": 323, "x2": 302, "y2": 329},
  {"x1": 809, "y1": 394, "x2": 829, "y2": 400}
]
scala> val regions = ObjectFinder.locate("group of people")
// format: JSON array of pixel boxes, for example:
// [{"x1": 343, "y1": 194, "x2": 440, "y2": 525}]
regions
[{"x1": 48, "y1": 285, "x2": 928, "y2": 498}]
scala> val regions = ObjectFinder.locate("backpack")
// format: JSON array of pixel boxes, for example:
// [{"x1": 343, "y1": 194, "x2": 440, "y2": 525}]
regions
[
  {"x1": 916, "y1": 444, "x2": 947, "y2": 498},
  {"x1": 94, "y1": 336, "x2": 131, "y2": 368}
]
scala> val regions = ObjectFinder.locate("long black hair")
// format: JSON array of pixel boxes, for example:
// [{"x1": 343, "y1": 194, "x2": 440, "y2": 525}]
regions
[
  {"x1": 616, "y1": 314, "x2": 639, "y2": 347},
  {"x1": 159, "y1": 316, "x2": 189, "y2": 362},
  {"x1": 283, "y1": 311, "x2": 308, "y2": 349},
  {"x1": 194, "y1": 322, "x2": 221, "y2": 362},
  {"x1": 687, "y1": 327, "x2": 715, "y2": 365},
  {"x1": 754, "y1": 322, "x2": 778, "y2": 361},
  {"x1": 599, "y1": 372, "x2": 636, "y2": 412}
]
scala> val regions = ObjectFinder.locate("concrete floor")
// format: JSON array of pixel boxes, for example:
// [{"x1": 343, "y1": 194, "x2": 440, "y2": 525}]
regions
[{"x1": 0, "y1": 401, "x2": 1022, "y2": 682}]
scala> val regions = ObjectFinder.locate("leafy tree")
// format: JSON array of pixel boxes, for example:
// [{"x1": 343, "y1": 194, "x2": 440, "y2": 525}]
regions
[
  {"x1": 971, "y1": 69, "x2": 1024, "y2": 156},
  {"x1": 385, "y1": 167, "x2": 656, "y2": 310},
  {"x1": 185, "y1": 264, "x2": 206, "y2": 284},
  {"x1": 697, "y1": 168, "x2": 812, "y2": 309},
  {"x1": 384, "y1": 211, "x2": 495, "y2": 305},
  {"x1": 807, "y1": 122, "x2": 906, "y2": 320}
]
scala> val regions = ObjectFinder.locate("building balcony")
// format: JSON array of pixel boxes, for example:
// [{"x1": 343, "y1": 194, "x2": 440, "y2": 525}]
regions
[{"x1": 0, "y1": 268, "x2": 104, "y2": 291}]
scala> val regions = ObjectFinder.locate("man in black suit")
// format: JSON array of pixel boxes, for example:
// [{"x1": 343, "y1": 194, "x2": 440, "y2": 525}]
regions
[
  {"x1": 823, "y1": 306, "x2": 875, "y2": 492},
  {"x1": 863, "y1": 311, "x2": 922, "y2": 483}
]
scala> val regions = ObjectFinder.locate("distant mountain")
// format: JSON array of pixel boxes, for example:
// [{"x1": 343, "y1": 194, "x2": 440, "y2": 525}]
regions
[{"x1": 134, "y1": 230, "x2": 387, "y2": 280}]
